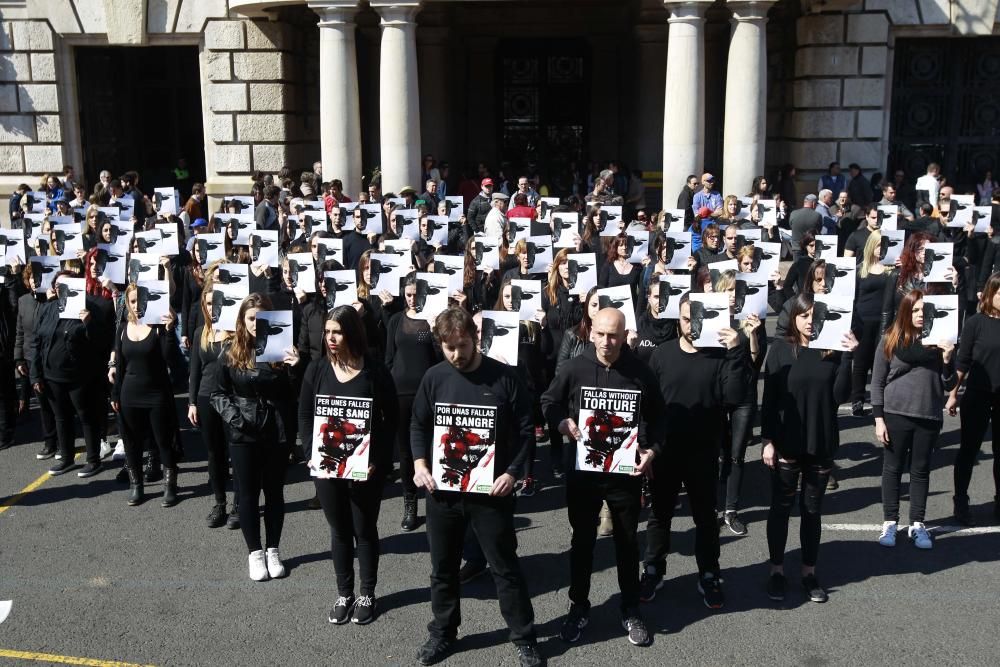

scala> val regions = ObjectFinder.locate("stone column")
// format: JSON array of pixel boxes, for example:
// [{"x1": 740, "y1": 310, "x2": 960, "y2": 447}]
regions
[
  {"x1": 372, "y1": 2, "x2": 422, "y2": 194},
  {"x1": 310, "y1": 1, "x2": 363, "y2": 195},
  {"x1": 662, "y1": 0, "x2": 713, "y2": 210},
  {"x1": 722, "y1": 0, "x2": 775, "y2": 197}
]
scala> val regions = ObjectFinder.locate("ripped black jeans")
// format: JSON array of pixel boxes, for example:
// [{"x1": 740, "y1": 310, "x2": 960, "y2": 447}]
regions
[{"x1": 766, "y1": 456, "x2": 833, "y2": 568}]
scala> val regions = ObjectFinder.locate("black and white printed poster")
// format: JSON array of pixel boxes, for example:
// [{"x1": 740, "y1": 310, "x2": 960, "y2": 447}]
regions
[
  {"x1": 432, "y1": 403, "x2": 498, "y2": 494},
  {"x1": 309, "y1": 395, "x2": 373, "y2": 481},
  {"x1": 575, "y1": 387, "x2": 641, "y2": 475}
]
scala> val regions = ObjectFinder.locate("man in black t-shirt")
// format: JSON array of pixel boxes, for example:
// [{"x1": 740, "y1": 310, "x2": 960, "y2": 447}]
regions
[{"x1": 844, "y1": 203, "x2": 881, "y2": 258}]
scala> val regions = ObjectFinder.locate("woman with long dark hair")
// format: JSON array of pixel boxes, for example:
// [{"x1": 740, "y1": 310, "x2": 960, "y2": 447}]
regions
[
  {"x1": 947, "y1": 272, "x2": 1000, "y2": 525},
  {"x1": 598, "y1": 232, "x2": 642, "y2": 302},
  {"x1": 211, "y1": 293, "x2": 300, "y2": 581},
  {"x1": 111, "y1": 283, "x2": 180, "y2": 506},
  {"x1": 760, "y1": 293, "x2": 857, "y2": 603},
  {"x1": 189, "y1": 268, "x2": 238, "y2": 528},
  {"x1": 544, "y1": 249, "x2": 583, "y2": 358},
  {"x1": 385, "y1": 273, "x2": 440, "y2": 532},
  {"x1": 871, "y1": 290, "x2": 954, "y2": 549},
  {"x1": 299, "y1": 306, "x2": 398, "y2": 625},
  {"x1": 881, "y1": 231, "x2": 958, "y2": 332}
]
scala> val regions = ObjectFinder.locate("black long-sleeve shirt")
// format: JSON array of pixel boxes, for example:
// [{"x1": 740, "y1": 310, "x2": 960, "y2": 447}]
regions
[
  {"x1": 298, "y1": 356, "x2": 399, "y2": 476},
  {"x1": 956, "y1": 313, "x2": 1000, "y2": 394},
  {"x1": 113, "y1": 325, "x2": 174, "y2": 407},
  {"x1": 384, "y1": 311, "x2": 439, "y2": 396},
  {"x1": 410, "y1": 355, "x2": 533, "y2": 480},
  {"x1": 761, "y1": 338, "x2": 852, "y2": 460},
  {"x1": 188, "y1": 326, "x2": 225, "y2": 401},
  {"x1": 648, "y1": 338, "x2": 746, "y2": 449}
]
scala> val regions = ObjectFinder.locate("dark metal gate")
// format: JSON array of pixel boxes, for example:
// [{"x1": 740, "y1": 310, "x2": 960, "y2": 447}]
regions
[{"x1": 889, "y1": 37, "x2": 1000, "y2": 189}]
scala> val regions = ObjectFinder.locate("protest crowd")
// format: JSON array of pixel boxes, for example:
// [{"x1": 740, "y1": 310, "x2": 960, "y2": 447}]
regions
[{"x1": 3, "y1": 157, "x2": 1000, "y2": 666}]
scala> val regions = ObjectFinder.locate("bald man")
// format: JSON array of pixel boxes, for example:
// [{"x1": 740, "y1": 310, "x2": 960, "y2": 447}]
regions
[{"x1": 541, "y1": 308, "x2": 665, "y2": 648}]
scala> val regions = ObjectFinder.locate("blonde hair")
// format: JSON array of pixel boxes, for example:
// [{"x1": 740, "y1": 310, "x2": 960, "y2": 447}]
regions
[
  {"x1": 859, "y1": 230, "x2": 882, "y2": 279},
  {"x1": 199, "y1": 260, "x2": 231, "y2": 351},
  {"x1": 713, "y1": 269, "x2": 736, "y2": 293}
]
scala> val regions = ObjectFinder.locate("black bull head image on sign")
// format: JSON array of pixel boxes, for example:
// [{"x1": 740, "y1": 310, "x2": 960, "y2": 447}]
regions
[
  {"x1": 369, "y1": 259, "x2": 396, "y2": 290},
  {"x1": 921, "y1": 301, "x2": 955, "y2": 339},
  {"x1": 814, "y1": 237, "x2": 831, "y2": 258},
  {"x1": 656, "y1": 283, "x2": 686, "y2": 316},
  {"x1": 286, "y1": 259, "x2": 310, "y2": 289},
  {"x1": 689, "y1": 300, "x2": 727, "y2": 340},
  {"x1": 251, "y1": 235, "x2": 275, "y2": 262},
  {"x1": 323, "y1": 277, "x2": 352, "y2": 309},
  {"x1": 733, "y1": 279, "x2": 765, "y2": 314},
  {"x1": 662, "y1": 236, "x2": 690, "y2": 264},
  {"x1": 922, "y1": 248, "x2": 948, "y2": 278},
  {"x1": 55, "y1": 282, "x2": 80, "y2": 313},
  {"x1": 413, "y1": 279, "x2": 442, "y2": 313},
  {"x1": 566, "y1": 258, "x2": 592, "y2": 290},
  {"x1": 210, "y1": 291, "x2": 239, "y2": 324},
  {"x1": 480, "y1": 317, "x2": 515, "y2": 357},
  {"x1": 597, "y1": 209, "x2": 620, "y2": 232},
  {"x1": 31, "y1": 262, "x2": 55, "y2": 288},
  {"x1": 196, "y1": 238, "x2": 221, "y2": 264},
  {"x1": 254, "y1": 320, "x2": 291, "y2": 357},
  {"x1": 509, "y1": 284, "x2": 538, "y2": 313},
  {"x1": 748, "y1": 246, "x2": 774, "y2": 272},
  {"x1": 355, "y1": 207, "x2": 376, "y2": 232},
  {"x1": 809, "y1": 300, "x2": 850, "y2": 341},
  {"x1": 552, "y1": 215, "x2": 577, "y2": 243},
  {"x1": 878, "y1": 235, "x2": 901, "y2": 261},
  {"x1": 474, "y1": 240, "x2": 498, "y2": 266},
  {"x1": 127, "y1": 258, "x2": 154, "y2": 285},
  {"x1": 135, "y1": 284, "x2": 165, "y2": 320},
  {"x1": 823, "y1": 265, "x2": 850, "y2": 294}
]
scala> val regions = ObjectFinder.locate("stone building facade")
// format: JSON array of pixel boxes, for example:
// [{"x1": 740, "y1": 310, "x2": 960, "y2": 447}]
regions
[{"x1": 0, "y1": 0, "x2": 998, "y2": 221}]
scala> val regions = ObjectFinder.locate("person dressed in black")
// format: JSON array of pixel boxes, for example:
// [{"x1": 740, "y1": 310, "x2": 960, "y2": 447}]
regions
[
  {"x1": 639, "y1": 294, "x2": 744, "y2": 608},
  {"x1": 30, "y1": 270, "x2": 113, "y2": 476},
  {"x1": 211, "y1": 293, "x2": 300, "y2": 581},
  {"x1": 111, "y1": 283, "x2": 180, "y2": 506},
  {"x1": 871, "y1": 290, "x2": 955, "y2": 549},
  {"x1": 385, "y1": 273, "x2": 440, "y2": 531},
  {"x1": 947, "y1": 272, "x2": 1000, "y2": 525},
  {"x1": 541, "y1": 308, "x2": 662, "y2": 648},
  {"x1": 299, "y1": 306, "x2": 398, "y2": 626},
  {"x1": 15, "y1": 268, "x2": 57, "y2": 458},
  {"x1": 188, "y1": 269, "x2": 238, "y2": 528},
  {"x1": 761, "y1": 293, "x2": 858, "y2": 603},
  {"x1": 410, "y1": 307, "x2": 541, "y2": 667}
]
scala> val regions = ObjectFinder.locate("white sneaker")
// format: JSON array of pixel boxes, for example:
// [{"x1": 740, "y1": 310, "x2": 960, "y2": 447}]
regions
[
  {"x1": 265, "y1": 547, "x2": 286, "y2": 579},
  {"x1": 99, "y1": 439, "x2": 113, "y2": 459},
  {"x1": 909, "y1": 522, "x2": 933, "y2": 549},
  {"x1": 878, "y1": 521, "x2": 897, "y2": 547},
  {"x1": 112, "y1": 441, "x2": 126, "y2": 461},
  {"x1": 248, "y1": 550, "x2": 269, "y2": 581}
]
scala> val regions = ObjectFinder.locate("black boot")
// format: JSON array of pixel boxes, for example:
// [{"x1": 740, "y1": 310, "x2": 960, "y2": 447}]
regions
[
  {"x1": 226, "y1": 501, "x2": 240, "y2": 529},
  {"x1": 127, "y1": 467, "x2": 144, "y2": 506},
  {"x1": 144, "y1": 456, "x2": 162, "y2": 483},
  {"x1": 401, "y1": 494, "x2": 418, "y2": 532},
  {"x1": 161, "y1": 467, "x2": 178, "y2": 508},
  {"x1": 954, "y1": 495, "x2": 975, "y2": 526}
]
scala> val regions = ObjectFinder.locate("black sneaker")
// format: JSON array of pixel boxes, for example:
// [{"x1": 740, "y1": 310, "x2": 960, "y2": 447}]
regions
[
  {"x1": 802, "y1": 574, "x2": 828, "y2": 603},
  {"x1": 516, "y1": 643, "x2": 544, "y2": 667},
  {"x1": 416, "y1": 636, "x2": 454, "y2": 666},
  {"x1": 621, "y1": 612, "x2": 650, "y2": 646},
  {"x1": 697, "y1": 572, "x2": 725, "y2": 609},
  {"x1": 77, "y1": 462, "x2": 102, "y2": 478},
  {"x1": 206, "y1": 503, "x2": 227, "y2": 528},
  {"x1": 351, "y1": 595, "x2": 376, "y2": 624},
  {"x1": 36, "y1": 445, "x2": 57, "y2": 460},
  {"x1": 459, "y1": 560, "x2": 487, "y2": 584},
  {"x1": 520, "y1": 476, "x2": 537, "y2": 497},
  {"x1": 638, "y1": 565, "x2": 663, "y2": 603},
  {"x1": 766, "y1": 572, "x2": 786, "y2": 601},
  {"x1": 226, "y1": 505, "x2": 240, "y2": 530},
  {"x1": 328, "y1": 595, "x2": 355, "y2": 625},
  {"x1": 48, "y1": 459, "x2": 75, "y2": 476},
  {"x1": 559, "y1": 603, "x2": 589, "y2": 643},
  {"x1": 723, "y1": 511, "x2": 748, "y2": 536}
]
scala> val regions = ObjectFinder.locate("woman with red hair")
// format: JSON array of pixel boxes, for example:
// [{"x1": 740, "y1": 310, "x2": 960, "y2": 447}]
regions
[{"x1": 880, "y1": 232, "x2": 958, "y2": 333}]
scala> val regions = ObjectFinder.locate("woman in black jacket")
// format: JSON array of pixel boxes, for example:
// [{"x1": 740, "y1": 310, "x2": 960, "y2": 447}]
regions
[
  {"x1": 299, "y1": 306, "x2": 398, "y2": 625},
  {"x1": 544, "y1": 249, "x2": 583, "y2": 360},
  {"x1": 30, "y1": 270, "x2": 113, "y2": 477},
  {"x1": 385, "y1": 273, "x2": 440, "y2": 532},
  {"x1": 188, "y1": 269, "x2": 237, "y2": 527},
  {"x1": 760, "y1": 293, "x2": 857, "y2": 603},
  {"x1": 112, "y1": 283, "x2": 180, "y2": 506},
  {"x1": 212, "y1": 292, "x2": 300, "y2": 581},
  {"x1": 14, "y1": 269, "x2": 57, "y2": 458}
]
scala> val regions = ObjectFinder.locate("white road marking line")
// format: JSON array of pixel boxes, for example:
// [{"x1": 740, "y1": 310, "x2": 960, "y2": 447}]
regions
[
  {"x1": 824, "y1": 523, "x2": 1000, "y2": 535},
  {"x1": 0, "y1": 600, "x2": 10, "y2": 624}
]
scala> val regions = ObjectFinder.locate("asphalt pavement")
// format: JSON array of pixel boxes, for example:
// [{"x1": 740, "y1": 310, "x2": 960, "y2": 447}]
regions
[{"x1": 0, "y1": 391, "x2": 998, "y2": 667}]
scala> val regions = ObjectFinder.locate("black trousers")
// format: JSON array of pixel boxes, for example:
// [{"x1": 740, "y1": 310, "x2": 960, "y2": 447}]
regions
[
  {"x1": 425, "y1": 491, "x2": 535, "y2": 645},
  {"x1": 766, "y1": 456, "x2": 832, "y2": 568},
  {"x1": 851, "y1": 320, "x2": 881, "y2": 404},
  {"x1": 46, "y1": 380, "x2": 102, "y2": 464},
  {"x1": 33, "y1": 381, "x2": 57, "y2": 449},
  {"x1": 720, "y1": 402, "x2": 755, "y2": 512},
  {"x1": 0, "y1": 358, "x2": 16, "y2": 447},
  {"x1": 315, "y1": 476, "x2": 383, "y2": 597},
  {"x1": 882, "y1": 413, "x2": 940, "y2": 523},
  {"x1": 568, "y1": 472, "x2": 642, "y2": 611},
  {"x1": 230, "y1": 443, "x2": 287, "y2": 553},
  {"x1": 197, "y1": 395, "x2": 236, "y2": 505},
  {"x1": 119, "y1": 401, "x2": 177, "y2": 473},
  {"x1": 953, "y1": 389, "x2": 1000, "y2": 501},
  {"x1": 396, "y1": 394, "x2": 416, "y2": 496},
  {"x1": 644, "y1": 449, "x2": 720, "y2": 577}
]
